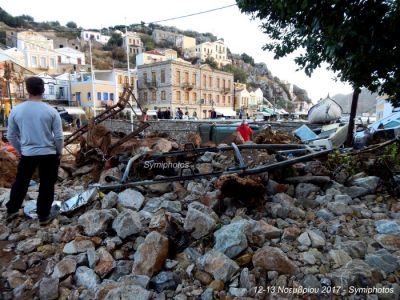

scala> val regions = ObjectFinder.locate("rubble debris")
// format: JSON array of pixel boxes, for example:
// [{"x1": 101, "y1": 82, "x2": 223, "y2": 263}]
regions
[
  {"x1": 0, "y1": 149, "x2": 18, "y2": 188},
  {"x1": 2, "y1": 123, "x2": 400, "y2": 300},
  {"x1": 252, "y1": 246, "x2": 298, "y2": 274},
  {"x1": 254, "y1": 126, "x2": 300, "y2": 144},
  {"x1": 215, "y1": 174, "x2": 264, "y2": 204},
  {"x1": 222, "y1": 132, "x2": 245, "y2": 145},
  {"x1": 186, "y1": 132, "x2": 202, "y2": 148},
  {"x1": 132, "y1": 231, "x2": 169, "y2": 277}
]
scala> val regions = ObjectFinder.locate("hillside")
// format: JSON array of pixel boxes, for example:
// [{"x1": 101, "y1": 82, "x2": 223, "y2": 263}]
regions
[{"x1": 332, "y1": 88, "x2": 378, "y2": 114}]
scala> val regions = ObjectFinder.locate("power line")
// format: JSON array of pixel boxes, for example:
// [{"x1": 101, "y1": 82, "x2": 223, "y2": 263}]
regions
[{"x1": 149, "y1": 4, "x2": 237, "y2": 24}]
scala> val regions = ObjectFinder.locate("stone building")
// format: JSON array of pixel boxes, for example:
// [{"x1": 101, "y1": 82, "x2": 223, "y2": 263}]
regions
[
  {"x1": 122, "y1": 32, "x2": 144, "y2": 55},
  {"x1": 137, "y1": 60, "x2": 235, "y2": 119},
  {"x1": 152, "y1": 29, "x2": 195, "y2": 51}
]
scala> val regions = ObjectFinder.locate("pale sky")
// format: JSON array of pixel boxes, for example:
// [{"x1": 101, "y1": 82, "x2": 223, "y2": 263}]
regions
[{"x1": 0, "y1": 0, "x2": 353, "y2": 102}]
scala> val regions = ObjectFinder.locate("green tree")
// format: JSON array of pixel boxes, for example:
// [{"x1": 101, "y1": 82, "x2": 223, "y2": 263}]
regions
[
  {"x1": 106, "y1": 32, "x2": 123, "y2": 48},
  {"x1": 204, "y1": 57, "x2": 219, "y2": 69},
  {"x1": 237, "y1": 0, "x2": 400, "y2": 145},
  {"x1": 141, "y1": 34, "x2": 155, "y2": 51},
  {"x1": 221, "y1": 64, "x2": 248, "y2": 83},
  {"x1": 66, "y1": 21, "x2": 77, "y2": 29},
  {"x1": 240, "y1": 53, "x2": 255, "y2": 66}
]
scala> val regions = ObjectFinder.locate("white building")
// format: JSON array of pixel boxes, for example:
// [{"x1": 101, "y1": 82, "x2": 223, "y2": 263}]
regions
[
  {"x1": 55, "y1": 73, "x2": 72, "y2": 102},
  {"x1": 36, "y1": 72, "x2": 71, "y2": 102},
  {"x1": 189, "y1": 39, "x2": 231, "y2": 67},
  {"x1": 249, "y1": 88, "x2": 264, "y2": 107},
  {"x1": 15, "y1": 31, "x2": 58, "y2": 73},
  {"x1": 376, "y1": 96, "x2": 396, "y2": 121},
  {"x1": 122, "y1": 32, "x2": 144, "y2": 55},
  {"x1": 54, "y1": 47, "x2": 85, "y2": 65},
  {"x1": 81, "y1": 30, "x2": 110, "y2": 44}
]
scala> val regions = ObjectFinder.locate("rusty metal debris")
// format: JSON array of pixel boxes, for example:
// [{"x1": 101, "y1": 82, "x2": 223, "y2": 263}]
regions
[
  {"x1": 64, "y1": 86, "x2": 147, "y2": 147},
  {"x1": 90, "y1": 143, "x2": 331, "y2": 191}
]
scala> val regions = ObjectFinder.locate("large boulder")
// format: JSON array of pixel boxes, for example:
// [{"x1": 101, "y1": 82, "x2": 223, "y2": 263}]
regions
[
  {"x1": 16, "y1": 237, "x2": 42, "y2": 254},
  {"x1": 78, "y1": 209, "x2": 115, "y2": 236},
  {"x1": 374, "y1": 234, "x2": 400, "y2": 251},
  {"x1": 63, "y1": 240, "x2": 95, "y2": 254},
  {"x1": 52, "y1": 258, "x2": 77, "y2": 279},
  {"x1": 112, "y1": 209, "x2": 142, "y2": 239},
  {"x1": 351, "y1": 176, "x2": 380, "y2": 193},
  {"x1": 365, "y1": 249, "x2": 400, "y2": 274},
  {"x1": 196, "y1": 249, "x2": 239, "y2": 283},
  {"x1": 295, "y1": 183, "x2": 320, "y2": 200},
  {"x1": 252, "y1": 246, "x2": 298, "y2": 275},
  {"x1": 375, "y1": 220, "x2": 400, "y2": 235},
  {"x1": 246, "y1": 220, "x2": 282, "y2": 247},
  {"x1": 327, "y1": 259, "x2": 382, "y2": 289},
  {"x1": 117, "y1": 188, "x2": 145, "y2": 210},
  {"x1": 75, "y1": 266, "x2": 100, "y2": 291},
  {"x1": 184, "y1": 202, "x2": 219, "y2": 239},
  {"x1": 101, "y1": 191, "x2": 118, "y2": 209},
  {"x1": 39, "y1": 277, "x2": 59, "y2": 300},
  {"x1": 95, "y1": 247, "x2": 115, "y2": 278},
  {"x1": 132, "y1": 231, "x2": 169, "y2": 277},
  {"x1": 104, "y1": 284, "x2": 152, "y2": 300},
  {"x1": 214, "y1": 220, "x2": 251, "y2": 258}
]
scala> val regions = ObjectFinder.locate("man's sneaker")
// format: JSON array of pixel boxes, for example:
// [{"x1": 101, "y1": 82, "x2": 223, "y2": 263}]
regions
[
  {"x1": 6, "y1": 211, "x2": 19, "y2": 222},
  {"x1": 39, "y1": 213, "x2": 57, "y2": 226}
]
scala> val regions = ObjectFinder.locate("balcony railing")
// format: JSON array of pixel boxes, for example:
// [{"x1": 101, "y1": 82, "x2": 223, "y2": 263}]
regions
[
  {"x1": 221, "y1": 87, "x2": 230, "y2": 94},
  {"x1": 146, "y1": 81, "x2": 157, "y2": 89},
  {"x1": 56, "y1": 93, "x2": 68, "y2": 100},
  {"x1": 182, "y1": 82, "x2": 194, "y2": 91}
]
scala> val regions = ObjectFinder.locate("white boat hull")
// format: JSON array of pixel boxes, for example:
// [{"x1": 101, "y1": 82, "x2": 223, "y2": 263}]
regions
[{"x1": 308, "y1": 98, "x2": 342, "y2": 124}]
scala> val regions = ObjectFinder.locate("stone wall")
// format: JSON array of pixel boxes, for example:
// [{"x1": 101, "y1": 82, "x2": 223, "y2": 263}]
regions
[{"x1": 104, "y1": 119, "x2": 316, "y2": 144}]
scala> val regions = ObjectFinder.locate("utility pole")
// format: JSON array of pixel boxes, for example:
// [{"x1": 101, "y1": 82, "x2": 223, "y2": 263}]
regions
[
  {"x1": 125, "y1": 19, "x2": 134, "y2": 132},
  {"x1": 88, "y1": 39, "x2": 96, "y2": 118}
]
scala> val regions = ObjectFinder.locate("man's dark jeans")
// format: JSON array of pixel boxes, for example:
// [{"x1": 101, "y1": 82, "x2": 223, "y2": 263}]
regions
[{"x1": 7, "y1": 154, "x2": 59, "y2": 220}]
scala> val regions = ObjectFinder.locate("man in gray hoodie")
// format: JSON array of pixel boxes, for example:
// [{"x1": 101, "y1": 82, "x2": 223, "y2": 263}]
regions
[{"x1": 6, "y1": 76, "x2": 64, "y2": 225}]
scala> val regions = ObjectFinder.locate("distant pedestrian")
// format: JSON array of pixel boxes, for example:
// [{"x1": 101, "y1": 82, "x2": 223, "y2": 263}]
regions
[
  {"x1": 183, "y1": 111, "x2": 189, "y2": 120},
  {"x1": 157, "y1": 109, "x2": 163, "y2": 120},
  {"x1": 176, "y1": 108, "x2": 183, "y2": 119},
  {"x1": 141, "y1": 108, "x2": 148, "y2": 122},
  {"x1": 236, "y1": 119, "x2": 253, "y2": 142},
  {"x1": 165, "y1": 108, "x2": 171, "y2": 119}
]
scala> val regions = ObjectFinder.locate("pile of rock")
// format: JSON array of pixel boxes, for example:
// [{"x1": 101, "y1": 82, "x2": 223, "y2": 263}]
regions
[{"x1": 0, "y1": 153, "x2": 399, "y2": 300}]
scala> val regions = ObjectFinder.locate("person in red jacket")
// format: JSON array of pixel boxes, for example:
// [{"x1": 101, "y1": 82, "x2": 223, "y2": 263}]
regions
[{"x1": 236, "y1": 120, "x2": 253, "y2": 142}]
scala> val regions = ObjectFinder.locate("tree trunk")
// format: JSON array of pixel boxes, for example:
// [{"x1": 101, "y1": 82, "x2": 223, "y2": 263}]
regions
[{"x1": 345, "y1": 87, "x2": 361, "y2": 147}]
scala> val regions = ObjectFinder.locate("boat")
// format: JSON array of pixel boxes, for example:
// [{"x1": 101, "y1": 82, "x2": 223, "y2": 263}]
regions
[{"x1": 308, "y1": 96, "x2": 342, "y2": 124}]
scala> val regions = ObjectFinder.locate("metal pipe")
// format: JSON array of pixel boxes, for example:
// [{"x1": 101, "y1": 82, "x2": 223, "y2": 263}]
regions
[
  {"x1": 121, "y1": 153, "x2": 145, "y2": 183},
  {"x1": 92, "y1": 148, "x2": 331, "y2": 190},
  {"x1": 149, "y1": 143, "x2": 324, "y2": 159},
  {"x1": 231, "y1": 142, "x2": 246, "y2": 169}
]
